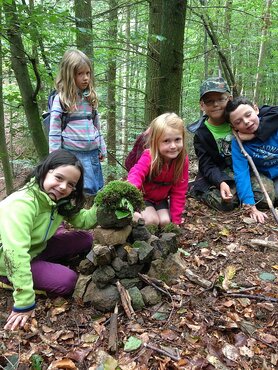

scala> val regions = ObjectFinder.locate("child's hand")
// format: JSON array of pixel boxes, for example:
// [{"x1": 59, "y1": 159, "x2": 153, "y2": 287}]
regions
[
  {"x1": 98, "y1": 154, "x2": 105, "y2": 162},
  {"x1": 220, "y1": 182, "x2": 233, "y2": 201},
  {"x1": 248, "y1": 205, "x2": 268, "y2": 223},
  {"x1": 4, "y1": 309, "x2": 34, "y2": 331},
  {"x1": 237, "y1": 132, "x2": 255, "y2": 141}
]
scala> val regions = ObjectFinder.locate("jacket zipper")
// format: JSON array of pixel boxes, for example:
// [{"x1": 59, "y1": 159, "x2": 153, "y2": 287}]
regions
[{"x1": 43, "y1": 206, "x2": 56, "y2": 242}]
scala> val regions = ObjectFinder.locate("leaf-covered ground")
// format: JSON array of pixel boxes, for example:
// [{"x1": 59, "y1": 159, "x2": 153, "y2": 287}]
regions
[{"x1": 0, "y1": 193, "x2": 277, "y2": 369}]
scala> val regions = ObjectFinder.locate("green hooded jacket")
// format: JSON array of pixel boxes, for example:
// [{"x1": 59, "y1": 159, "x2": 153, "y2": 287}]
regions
[{"x1": 0, "y1": 180, "x2": 97, "y2": 311}]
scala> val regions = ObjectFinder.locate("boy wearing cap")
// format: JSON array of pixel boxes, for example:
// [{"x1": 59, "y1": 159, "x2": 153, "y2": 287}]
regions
[{"x1": 188, "y1": 77, "x2": 278, "y2": 211}]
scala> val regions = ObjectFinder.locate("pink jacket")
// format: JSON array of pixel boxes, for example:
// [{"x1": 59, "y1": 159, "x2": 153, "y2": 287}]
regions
[{"x1": 127, "y1": 149, "x2": 189, "y2": 224}]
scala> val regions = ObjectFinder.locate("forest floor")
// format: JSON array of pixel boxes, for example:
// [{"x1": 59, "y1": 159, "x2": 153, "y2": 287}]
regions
[{"x1": 0, "y1": 168, "x2": 278, "y2": 369}]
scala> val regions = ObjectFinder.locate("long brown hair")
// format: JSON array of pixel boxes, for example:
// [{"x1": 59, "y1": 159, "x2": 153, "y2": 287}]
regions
[
  {"x1": 147, "y1": 112, "x2": 187, "y2": 183},
  {"x1": 55, "y1": 49, "x2": 98, "y2": 112}
]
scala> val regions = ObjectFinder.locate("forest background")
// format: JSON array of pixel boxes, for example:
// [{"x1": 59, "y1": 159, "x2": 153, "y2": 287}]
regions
[{"x1": 0, "y1": 0, "x2": 277, "y2": 195}]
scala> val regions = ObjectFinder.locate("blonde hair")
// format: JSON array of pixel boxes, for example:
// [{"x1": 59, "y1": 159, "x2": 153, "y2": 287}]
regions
[
  {"x1": 55, "y1": 49, "x2": 98, "y2": 112},
  {"x1": 147, "y1": 112, "x2": 187, "y2": 183}
]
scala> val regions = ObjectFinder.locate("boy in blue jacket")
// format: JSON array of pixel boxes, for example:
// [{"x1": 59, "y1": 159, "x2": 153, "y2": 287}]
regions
[{"x1": 225, "y1": 96, "x2": 278, "y2": 223}]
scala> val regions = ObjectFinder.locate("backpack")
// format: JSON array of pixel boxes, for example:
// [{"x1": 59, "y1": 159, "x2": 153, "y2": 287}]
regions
[
  {"x1": 125, "y1": 131, "x2": 149, "y2": 171},
  {"x1": 42, "y1": 90, "x2": 97, "y2": 135}
]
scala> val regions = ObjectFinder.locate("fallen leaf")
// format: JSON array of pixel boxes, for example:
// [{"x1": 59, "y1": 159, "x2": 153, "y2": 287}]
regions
[
  {"x1": 222, "y1": 343, "x2": 239, "y2": 362},
  {"x1": 219, "y1": 227, "x2": 230, "y2": 236},
  {"x1": 50, "y1": 358, "x2": 77, "y2": 369},
  {"x1": 124, "y1": 336, "x2": 142, "y2": 352},
  {"x1": 258, "y1": 332, "x2": 278, "y2": 344}
]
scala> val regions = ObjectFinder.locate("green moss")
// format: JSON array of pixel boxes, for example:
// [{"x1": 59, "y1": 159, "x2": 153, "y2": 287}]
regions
[
  {"x1": 94, "y1": 180, "x2": 145, "y2": 212},
  {"x1": 146, "y1": 224, "x2": 159, "y2": 235},
  {"x1": 161, "y1": 223, "x2": 181, "y2": 235}
]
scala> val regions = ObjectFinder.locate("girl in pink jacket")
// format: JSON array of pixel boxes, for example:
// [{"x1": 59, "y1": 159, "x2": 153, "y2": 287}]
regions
[{"x1": 127, "y1": 113, "x2": 189, "y2": 226}]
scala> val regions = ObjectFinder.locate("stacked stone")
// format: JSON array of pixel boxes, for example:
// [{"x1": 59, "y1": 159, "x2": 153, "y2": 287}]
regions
[{"x1": 74, "y1": 220, "x2": 185, "y2": 313}]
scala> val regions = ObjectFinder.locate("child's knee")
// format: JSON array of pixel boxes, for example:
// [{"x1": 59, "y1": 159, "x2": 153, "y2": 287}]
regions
[
  {"x1": 55, "y1": 269, "x2": 78, "y2": 296},
  {"x1": 144, "y1": 215, "x2": 160, "y2": 226}
]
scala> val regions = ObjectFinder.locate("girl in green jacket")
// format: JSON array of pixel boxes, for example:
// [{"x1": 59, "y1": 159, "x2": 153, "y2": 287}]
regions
[{"x1": 0, "y1": 149, "x2": 97, "y2": 331}]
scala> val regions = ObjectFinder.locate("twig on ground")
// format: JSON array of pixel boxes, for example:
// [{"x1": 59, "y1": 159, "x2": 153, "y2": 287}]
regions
[
  {"x1": 138, "y1": 273, "x2": 174, "y2": 326},
  {"x1": 184, "y1": 269, "x2": 213, "y2": 289},
  {"x1": 108, "y1": 303, "x2": 118, "y2": 354},
  {"x1": 144, "y1": 342, "x2": 181, "y2": 361},
  {"x1": 249, "y1": 238, "x2": 278, "y2": 250},
  {"x1": 223, "y1": 292, "x2": 278, "y2": 303},
  {"x1": 116, "y1": 281, "x2": 135, "y2": 319}
]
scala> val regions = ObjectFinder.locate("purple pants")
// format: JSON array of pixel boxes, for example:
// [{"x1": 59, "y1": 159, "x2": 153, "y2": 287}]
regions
[{"x1": 1, "y1": 225, "x2": 93, "y2": 297}]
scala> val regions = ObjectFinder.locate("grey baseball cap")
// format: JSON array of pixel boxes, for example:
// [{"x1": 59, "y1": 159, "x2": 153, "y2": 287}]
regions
[{"x1": 200, "y1": 77, "x2": 230, "y2": 99}]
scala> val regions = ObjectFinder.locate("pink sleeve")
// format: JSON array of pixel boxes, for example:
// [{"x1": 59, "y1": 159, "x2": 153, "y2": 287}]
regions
[
  {"x1": 127, "y1": 149, "x2": 151, "y2": 189},
  {"x1": 169, "y1": 155, "x2": 189, "y2": 224}
]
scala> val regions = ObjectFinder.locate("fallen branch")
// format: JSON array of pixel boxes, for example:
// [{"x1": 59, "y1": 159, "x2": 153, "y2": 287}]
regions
[
  {"x1": 138, "y1": 273, "x2": 172, "y2": 299},
  {"x1": 184, "y1": 269, "x2": 213, "y2": 289},
  {"x1": 108, "y1": 303, "x2": 118, "y2": 354},
  {"x1": 116, "y1": 281, "x2": 135, "y2": 319},
  {"x1": 233, "y1": 130, "x2": 278, "y2": 223},
  {"x1": 249, "y1": 238, "x2": 278, "y2": 250},
  {"x1": 144, "y1": 342, "x2": 181, "y2": 361},
  {"x1": 138, "y1": 273, "x2": 174, "y2": 326},
  {"x1": 224, "y1": 292, "x2": 278, "y2": 303}
]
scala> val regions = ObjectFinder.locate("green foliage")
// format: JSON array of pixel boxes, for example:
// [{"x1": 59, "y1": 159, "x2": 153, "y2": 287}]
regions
[
  {"x1": 94, "y1": 180, "x2": 145, "y2": 212},
  {"x1": 161, "y1": 222, "x2": 181, "y2": 235}
]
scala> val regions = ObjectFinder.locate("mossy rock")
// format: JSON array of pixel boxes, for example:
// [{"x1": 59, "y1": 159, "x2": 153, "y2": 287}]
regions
[
  {"x1": 94, "y1": 180, "x2": 145, "y2": 228},
  {"x1": 94, "y1": 180, "x2": 145, "y2": 211},
  {"x1": 97, "y1": 205, "x2": 132, "y2": 228}
]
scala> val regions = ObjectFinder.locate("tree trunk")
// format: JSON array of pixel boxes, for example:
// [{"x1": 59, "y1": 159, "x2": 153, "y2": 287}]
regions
[
  {"x1": 253, "y1": 0, "x2": 273, "y2": 102},
  {"x1": 3, "y1": 0, "x2": 48, "y2": 159},
  {"x1": 107, "y1": 0, "x2": 117, "y2": 177},
  {"x1": 122, "y1": 6, "x2": 130, "y2": 160},
  {"x1": 74, "y1": 0, "x2": 94, "y2": 78},
  {"x1": 144, "y1": 0, "x2": 162, "y2": 124},
  {"x1": 157, "y1": 0, "x2": 187, "y2": 115},
  {"x1": 0, "y1": 10, "x2": 13, "y2": 195}
]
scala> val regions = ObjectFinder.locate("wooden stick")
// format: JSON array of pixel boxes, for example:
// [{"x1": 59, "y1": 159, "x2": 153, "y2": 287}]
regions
[
  {"x1": 224, "y1": 292, "x2": 278, "y2": 303},
  {"x1": 116, "y1": 281, "x2": 135, "y2": 319},
  {"x1": 138, "y1": 273, "x2": 174, "y2": 327},
  {"x1": 108, "y1": 304, "x2": 118, "y2": 354},
  {"x1": 249, "y1": 238, "x2": 278, "y2": 250},
  {"x1": 233, "y1": 130, "x2": 278, "y2": 223},
  {"x1": 184, "y1": 269, "x2": 213, "y2": 289},
  {"x1": 144, "y1": 343, "x2": 181, "y2": 361}
]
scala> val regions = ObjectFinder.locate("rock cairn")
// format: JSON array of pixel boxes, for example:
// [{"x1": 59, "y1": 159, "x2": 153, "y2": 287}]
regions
[{"x1": 73, "y1": 220, "x2": 186, "y2": 313}]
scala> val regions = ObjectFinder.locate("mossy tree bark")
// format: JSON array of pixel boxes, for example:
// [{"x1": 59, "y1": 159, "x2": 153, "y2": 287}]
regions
[
  {"x1": 3, "y1": 0, "x2": 48, "y2": 159},
  {"x1": 0, "y1": 11, "x2": 13, "y2": 195}
]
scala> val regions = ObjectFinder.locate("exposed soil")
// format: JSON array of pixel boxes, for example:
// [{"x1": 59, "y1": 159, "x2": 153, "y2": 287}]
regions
[{"x1": 0, "y1": 170, "x2": 278, "y2": 369}]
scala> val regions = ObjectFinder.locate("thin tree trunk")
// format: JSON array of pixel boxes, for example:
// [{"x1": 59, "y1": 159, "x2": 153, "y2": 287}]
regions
[
  {"x1": 107, "y1": 0, "x2": 117, "y2": 177},
  {"x1": 122, "y1": 6, "x2": 130, "y2": 160},
  {"x1": 0, "y1": 8, "x2": 13, "y2": 195},
  {"x1": 253, "y1": 0, "x2": 273, "y2": 102},
  {"x1": 3, "y1": 0, "x2": 48, "y2": 159}
]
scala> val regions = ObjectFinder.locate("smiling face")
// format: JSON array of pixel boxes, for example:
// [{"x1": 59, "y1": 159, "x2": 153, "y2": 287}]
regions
[
  {"x1": 43, "y1": 165, "x2": 81, "y2": 202},
  {"x1": 229, "y1": 104, "x2": 260, "y2": 134},
  {"x1": 74, "y1": 63, "x2": 91, "y2": 91},
  {"x1": 200, "y1": 92, "x2": 231, "y2": 125},
  {"x1": 158, "y1": 127, "x2": 183, "y2": 162}
]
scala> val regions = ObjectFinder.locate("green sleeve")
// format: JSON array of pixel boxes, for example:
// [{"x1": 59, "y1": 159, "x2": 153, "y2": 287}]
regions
[
  {"x1": 0, "y1": 197, "x2": 36, "y2": 310},
  {"x1": 68, "y1": 204, "x2": 98, "y2": 229}
]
